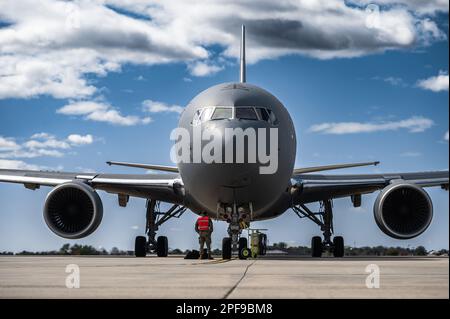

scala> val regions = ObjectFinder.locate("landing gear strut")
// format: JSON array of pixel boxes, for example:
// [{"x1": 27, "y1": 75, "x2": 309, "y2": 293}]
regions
[
  {"x1": 221, "y1": 203, "x2": 251, "y2": 260},
  {"x1": 135, "y1": 199, "x2": 186, "y2": 257},
  {"x1": 293, "y1": 199, "x2": 344, "y2": 257}
]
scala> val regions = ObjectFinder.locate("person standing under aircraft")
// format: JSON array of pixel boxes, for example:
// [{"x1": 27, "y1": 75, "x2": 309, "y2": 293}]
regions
[{"x1": 195, "y1": 212, "x2": 214, "y2": 259}]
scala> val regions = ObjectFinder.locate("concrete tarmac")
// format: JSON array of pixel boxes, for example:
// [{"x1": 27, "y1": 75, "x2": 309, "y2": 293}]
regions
[{"x1": 0, "y1": 256, "x2": 448, "y2": 298}]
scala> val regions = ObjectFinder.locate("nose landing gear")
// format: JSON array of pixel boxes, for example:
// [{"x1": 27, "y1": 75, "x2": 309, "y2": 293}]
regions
[
  {"x1": 220, "y1": 202, "x2": 253, "y2": 260},
  {"x1": 293, "y1": 199, "x2": 345, "y2": 258},
  {"x1": 221, "y1": 219, "x2": 242, "y2": 259}
]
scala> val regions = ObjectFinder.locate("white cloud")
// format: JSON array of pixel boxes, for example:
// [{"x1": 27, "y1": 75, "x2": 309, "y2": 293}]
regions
[
  {"x1": 57, "y1": 101, "x2": 105, "y2": 115},
  {"x1": 384, "y1": 77, "x2": 405, "y2": 87},
  {"x1": 309, "y1": 116, "x2": 434, "y2": 134},
  {"x1": 187, "y1": 61, "x2": 223, "y2": 77},
  {"x1": 57, "y1": 101, "x2": 151, "y2": 126},
  {"x1": 373, "y1": 76, "x2": 408, "y2": 87},
  {"x1": 30, "y1": 132, "x2": 55, "y2": 140},
  {"x1": 417, "y1": 71, "x2": 449, "y2": 92},
  {"x1": 349, "y1": 0, "x2": 449, "y2": 15},
  {"x1": 445, "y1": 131, "x2": 449, "y2": 142},
  {"x1": 142, "y1": 100, "x2": 184, "y2": 114},
  {"x1": 0, "y1": 132, "x2": 95, "y2": 160},
  {"x1": 67, "y1": 134, "x2": 94, "y2": 145},
  {"x1": 0, "y1": 159, "x2": 41, "y2": 170},
  {"x1": 24, "y1": 139, "x2": 70, "y2": 150},
  {"x1": 0, "y1": 149, "x2": 65, "y2": 159},
  {"x1": 0, "y1": 0, "x2": 446, "y2": 99},
  {"x1": 0, "y1": 159, "x2": 64, "y2": 171},
  {"x1": 0, "y1": 136, "x2": 20, "y2": 151}
]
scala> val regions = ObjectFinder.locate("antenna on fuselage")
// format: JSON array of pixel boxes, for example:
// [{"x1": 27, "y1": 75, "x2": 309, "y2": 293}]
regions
[{"x1": 240, "y1": 24, "x2": 246, "y2": 83}]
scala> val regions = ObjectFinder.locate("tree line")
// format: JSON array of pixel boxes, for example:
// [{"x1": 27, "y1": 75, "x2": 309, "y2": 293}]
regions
[{"x1": 0, "y1": 242, "x2": 448, "y2": 256}]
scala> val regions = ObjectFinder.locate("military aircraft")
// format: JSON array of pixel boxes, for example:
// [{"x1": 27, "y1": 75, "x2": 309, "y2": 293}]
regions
[{"x1": 0, "y1": 26, "x2": 448, "y2": 259}]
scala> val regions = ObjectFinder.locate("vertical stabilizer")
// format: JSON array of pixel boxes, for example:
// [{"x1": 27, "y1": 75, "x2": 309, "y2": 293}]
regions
[{"x1": 240, "y1": 25, "x2": 246, "y2": 83}]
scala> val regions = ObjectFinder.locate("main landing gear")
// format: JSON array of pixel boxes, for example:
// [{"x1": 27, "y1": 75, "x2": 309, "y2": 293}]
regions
[
  {"x1": 293, "y1": 199, "x2": 345, "y2": 258},
  {"x1": 135, "y1": 199, "x2": 187, "y2": 257}
]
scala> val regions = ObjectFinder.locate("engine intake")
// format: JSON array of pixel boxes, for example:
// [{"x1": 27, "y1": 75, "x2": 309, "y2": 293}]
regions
[
  {"x1": 374, "y1": 182, "x2": 432, "y2": 239},
  {"x1": 43, "y1": 182, "x2": 103, "y2": 239}
]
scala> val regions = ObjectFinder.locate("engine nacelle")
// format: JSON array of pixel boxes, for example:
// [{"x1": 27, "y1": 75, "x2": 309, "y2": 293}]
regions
[
  {"x1": 43, "y1": 182, "x2": 103, "y2": 239},
  {"x1": 374, "y1": 182, "x2": 433, "y2": 239}
]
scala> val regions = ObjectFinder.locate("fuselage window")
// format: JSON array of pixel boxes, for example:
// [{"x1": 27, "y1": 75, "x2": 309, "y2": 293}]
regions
[
  {"x1": 235, "y1": 107, "x2": 258, "y2": 120},
  {"x1": 211, "y1": 107, "x2": 232, "y2": 120}
]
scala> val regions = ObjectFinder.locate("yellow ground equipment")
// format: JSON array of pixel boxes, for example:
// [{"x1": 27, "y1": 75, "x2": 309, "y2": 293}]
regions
[{"x1": 240, "y1": 228, "x2": 267, "y2": 259}]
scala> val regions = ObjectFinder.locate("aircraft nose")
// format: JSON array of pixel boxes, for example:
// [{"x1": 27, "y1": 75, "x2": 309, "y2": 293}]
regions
[{"x1": 202, "y1": 119, "x2": 268, "y2": 163}]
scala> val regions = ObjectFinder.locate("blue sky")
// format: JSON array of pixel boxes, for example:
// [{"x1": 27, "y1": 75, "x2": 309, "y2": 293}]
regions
[{"x1": 0, "y1": 1, "x2": 448, "y2": 252}]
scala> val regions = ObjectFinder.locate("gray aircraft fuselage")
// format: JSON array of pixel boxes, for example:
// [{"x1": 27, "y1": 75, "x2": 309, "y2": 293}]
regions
[{"x1": 178, "y1": 82, "x2": 297, "y2": 221}]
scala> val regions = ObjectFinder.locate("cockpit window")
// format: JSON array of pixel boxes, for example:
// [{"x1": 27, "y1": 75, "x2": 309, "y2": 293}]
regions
[
  {"x1": 192, "y1": 106, "x2": 278, "y2": 125},
  {"x1": 211, "y1": 107, "x2": 232, "y2": 120},
  {"x1": 200, "y1": 107, "x2": 214, "y2": 122},
  {"x1": 267, "y1": 109, "x2": 279, "y2": 125},
  {"x1": 255, "y1": 107, "x2": 278, "y2": 125},
  {"x1": 235, "y1": 107, "x2": 258, "y2": 120},
  {"x1": 255, "y1": 108, "x2": 270, "y2": 122},
  {"x1": 192, "y1": 109, "x2": 203, "y2": 126}
]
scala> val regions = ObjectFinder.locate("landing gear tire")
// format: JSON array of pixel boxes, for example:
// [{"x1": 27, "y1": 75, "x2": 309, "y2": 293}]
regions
[
  {"x1": 222, "y1": 237, "x2": 232, "y2": 260},
  {"x1": 135, "y1": 236, "x2": 147, "y2": 257},
  {"x1": 238, "y1": 237, "x2": 248, "y2": 260},
  {"x1": 311, "y1": 236, "x2": 323, "y2": 258},
  {"x1": 333, "y1": 236, "x2": 344, "y2": 258},
  {"x1": 156, "y1": 236, "x2": 168, "y2": 257}
]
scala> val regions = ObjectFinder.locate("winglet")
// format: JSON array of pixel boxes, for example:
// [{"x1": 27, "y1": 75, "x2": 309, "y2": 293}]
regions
[{"x1": 240, "y1": 24, "x2": 246, "y2": 83}]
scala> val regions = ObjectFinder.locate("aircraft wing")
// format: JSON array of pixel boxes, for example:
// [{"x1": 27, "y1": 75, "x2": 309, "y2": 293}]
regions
[
  {"x1": 0, "y1": 169, "x2": 184, "y2": 205},
  {"x1": 291, "y1": 170, "x2": 449, "y2": 204}
]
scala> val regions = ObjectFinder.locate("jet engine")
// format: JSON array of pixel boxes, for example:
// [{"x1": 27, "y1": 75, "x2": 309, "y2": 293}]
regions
[
  {"x1": 43, "y1": 181, "x2": 103, "y2": 239},
  {"x1": 374, "y1": 182, "x2": 433, "y2": 239}
]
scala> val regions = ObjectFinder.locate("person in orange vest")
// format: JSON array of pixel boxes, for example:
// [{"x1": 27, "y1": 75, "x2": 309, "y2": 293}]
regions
[{"x1": 195, "y1": 211, "x2": 214, "y2": 259}]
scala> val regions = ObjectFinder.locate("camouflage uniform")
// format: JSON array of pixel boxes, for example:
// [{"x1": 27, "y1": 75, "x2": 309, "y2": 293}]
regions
[{"x1": 198, "y1": 231, "x2": 212, "y2": 255}]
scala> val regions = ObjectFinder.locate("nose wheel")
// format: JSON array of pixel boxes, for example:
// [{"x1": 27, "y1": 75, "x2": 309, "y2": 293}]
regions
[
  {"x1": 293, "y1": 199, "x2": 345, "y2": 258},
  {"x1": 222, "y1": 237, "x2": 232, "y2": 259},
  {"x1": 221, "y1": 202, "x2": 247, "y2": 259},
  {"x1": 222, "y1": 236, "x2": 251, "y2": 260}
]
